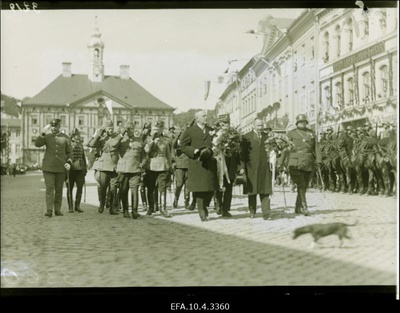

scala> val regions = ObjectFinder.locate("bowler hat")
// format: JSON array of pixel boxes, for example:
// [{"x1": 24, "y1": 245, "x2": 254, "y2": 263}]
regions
[
  {"x1": 169, "y1": 126, "x2": 175, "y2": 131},
  {"x1": 155, "y1": 120, "x2": 165, "y2": 128},
  {"x1": 124, "y1": 121, "x2": 134, "y2": 129},
  {"x1": 234, "y1": 172, "x2": 247, "y2": 186},
  {"x1": 50, "y1": 119, "x2": 61, "y2": 126},
  {"x1": 197, "y1": 146, "x2": 213, "y2": 162},
  {"x1": 105, "y1": 120, "x2": 114, "y2": 127},
  {"x1": 295, "y1": 114, "x2": 308, "y2": 125}
]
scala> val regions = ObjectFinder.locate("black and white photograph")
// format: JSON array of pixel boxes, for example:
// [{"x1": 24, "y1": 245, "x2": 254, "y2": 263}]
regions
[{"x1": 1, "y1": 0, "x2": 398, "y2": 301}]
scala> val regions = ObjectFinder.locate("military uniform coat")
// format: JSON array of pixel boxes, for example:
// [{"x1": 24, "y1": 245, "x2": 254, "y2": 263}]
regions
[
  {"x1": 240, "y1": 131, "x2": 272, "y2": 195},
  {"x1": 180, "y1": 124, "x2": 217, "y2": 192},
  {"x1": 35, "y1": 133, "x2": 72, "y2": 173},
  {"x1": 284, "y1": 127, "x2": 322, "y2": 172},
  {"x1": 117, "y1": 136, "x2": 146, "y2": 173},
  {"x1": 144, "y1": 135, "x2": 172, "y2": 172},
  {"x1": 87, "y1": 132, "x2": 123, "y2": 172}
]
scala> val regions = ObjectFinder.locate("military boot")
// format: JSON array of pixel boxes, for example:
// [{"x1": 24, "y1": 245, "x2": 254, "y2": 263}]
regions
[
  {"x1": 74, "y1": 192, "x2": 83, "y2": 212},
  {"x1": 98, "y1": 186, "x2": 105, "y2": 213},
  {"x1": 160, "y1": 191, "x2": 172, "y2": 218},
  {"x1": 299, "y1": 188, "x2": 310, "y2": 216},
  {"x1": 131, "y1": 191, "x2": 140, "y2": 219},
  {"x1": 67, "y1": 190, "x2": 74, "y2": 213},
  {"x1": 294, "y1": 194, "x2": 302, "y2": 214},
  {"x1": 109, "y1": 190, "x2": 119, "y2": 215}
]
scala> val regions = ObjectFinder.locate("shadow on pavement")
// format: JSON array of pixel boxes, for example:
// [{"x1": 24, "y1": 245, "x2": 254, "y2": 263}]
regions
[{"x1": 1, "y1": 174, "x2": 397, "y2": 291}]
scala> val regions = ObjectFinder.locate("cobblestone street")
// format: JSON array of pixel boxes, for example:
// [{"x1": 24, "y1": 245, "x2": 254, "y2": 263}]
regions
[{"x1": 1, "y1": 171, "x2": 398, "y2": 292}]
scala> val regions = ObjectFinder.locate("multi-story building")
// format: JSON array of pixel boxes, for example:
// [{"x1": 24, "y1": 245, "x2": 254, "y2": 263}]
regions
[
  {"x1": 215, "y1": 8, "x2": 397, "y2": 135},
  {"x1": 21, "y1": 21, "x2": 175, "y2": 166},
  {"x1": 1, "y1": 108, "x2": 23, "y2": 166}
]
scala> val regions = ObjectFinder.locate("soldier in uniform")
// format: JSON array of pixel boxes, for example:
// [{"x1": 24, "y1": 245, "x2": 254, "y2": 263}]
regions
[
  {"x1": 144, "y1": 120, "x2": 173, "y2": 218},
  {"x1": 35, "y1": 118, "x2": 72, "y2": 217},
  {"x1": 171, "y1": 125, "x2": 191, "y2": 209},
  {"x1": 87, "y1": 120, "x2": 123, "y2": 215},
  {"x1": 279, "y1": 114, "x2": 322, "y2": 216},
  {"x1": 66, "y1": 128, "x2": 87, "y2": 213},
  {"x1": 117, "y1": 121, "x2": 147, "y2": 219}
]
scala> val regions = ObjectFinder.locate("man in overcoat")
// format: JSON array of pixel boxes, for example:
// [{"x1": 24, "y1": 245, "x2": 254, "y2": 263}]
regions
[
  {"x1": 180, "y1": 110, "x2": 218, "y2": 221},
  {"x1": 240, "y1": 117, "x2": 272, "y2": 220},
  {"x1": 35, "y1": 118, "x2": 72, "y2": 217}
]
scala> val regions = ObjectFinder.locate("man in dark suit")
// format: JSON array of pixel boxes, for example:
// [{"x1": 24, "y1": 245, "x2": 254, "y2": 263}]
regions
[
  {"x1": 240, "y1": 117, "x2": 273, "y2": 220},
  {"x1": 180, "y1": 110, "x2": 218, "y2": 221},
  {"x1": 35, "y1": 119, "x2": 72, "y2": 217}
]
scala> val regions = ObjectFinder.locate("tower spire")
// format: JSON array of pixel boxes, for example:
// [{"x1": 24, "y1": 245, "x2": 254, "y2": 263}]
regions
[{"x1": 88, "y1": 16, "x2": 105, "y2": 82}]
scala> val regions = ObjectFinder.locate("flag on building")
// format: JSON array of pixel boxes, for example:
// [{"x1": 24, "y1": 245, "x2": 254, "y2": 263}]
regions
[{"x1": 204, "y1": 81, "x2": 211, "y2": 100}]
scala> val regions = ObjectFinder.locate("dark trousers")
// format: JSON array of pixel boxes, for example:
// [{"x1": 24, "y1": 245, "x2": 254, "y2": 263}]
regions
[
  {"x1": 94, "y1": 170, "x2": 119, "y2": 209},
  {"x1": 289, "y1": 168, "x2": 312, "y2": 207},
  {"x1": 215, "y1": 177, "x2": 233, "y2": 213},
  {"x1": 248, "y1": 194, "x2": 270, "y2": 217},
  {"x1": 193, "y1": 191, "x2": 214, "y2": 219},
  {"x1": 174, "y1": 168, "x2": 189, "y2": 202},
  {"x1": 145, "y1": 170, "x2": 170, "y2": 210},
  {"x1": 43, "y1": 171, "x2": 66, "y2": 213},
  {"x1": 66, "y1": 170, "x2": 86, "y2": 208},
  {"x1": 119, "y1": 172, "x2": 141, "y2": 211}
]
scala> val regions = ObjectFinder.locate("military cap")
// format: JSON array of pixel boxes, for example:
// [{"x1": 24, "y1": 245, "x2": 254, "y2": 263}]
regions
[
  {"x1": 143, "y1": 122, "x2": 151, "y2": 130},
  {"x1": 169, "y1": 126, "x2": 175, "y2": 131},
  {"x1": 50, "y1": 118, "x2": 61, "y2": 126},
  {"x1": 69, "y1": 128, "x2": 80, "y2": 137},
  {"x1": 263, "y1": 127, "x2": 272, "y2": 132},
  {"x1": 218, "y1": 114, "x2": 230, "y2": 124},
  {"x1": 356, "y1": 126, "x2": 363, "y2": 132},
  {"x1": 326, "y1": 127, "x2": 334, "y2": 133},
  {"x1": 124, "y1": 121, "x2": 134, "y2": 129},
  {"x1": 346, "y1": 126, "x2": 354, "y2": 132},
  {"x1": 105, "y1": 120, "x2": 114, "y2": 127},
  {"x1": 295, "y1": 114, "x2": 308, "y2": 125},
  {"x1": 155, "y1": 120, "x2": 165, "y2": 128},
  {"x1": 198, "y1": 146, "x2": 213, "y2": 162},
  {"x1": 364, "y1": 122, "x2": 372, "y2": 129}
]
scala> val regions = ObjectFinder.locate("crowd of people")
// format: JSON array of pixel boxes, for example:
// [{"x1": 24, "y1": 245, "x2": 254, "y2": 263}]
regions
[{"x1": 37, "y1": 111, "x2": 395, "y2": 221}]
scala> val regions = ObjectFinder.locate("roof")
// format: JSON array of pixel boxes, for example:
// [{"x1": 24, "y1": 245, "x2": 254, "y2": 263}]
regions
[{"x1": 23, "y1": 74, "x2": 174, "y2": 111}]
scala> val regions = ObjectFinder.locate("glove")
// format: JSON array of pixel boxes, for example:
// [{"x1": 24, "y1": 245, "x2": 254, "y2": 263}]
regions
[
  {"x1": 41, "y1": 124, "x2": 51, "y2": 136},
  {"x1": 64, "y1": 163, "x2": 71, "y2": 171}
]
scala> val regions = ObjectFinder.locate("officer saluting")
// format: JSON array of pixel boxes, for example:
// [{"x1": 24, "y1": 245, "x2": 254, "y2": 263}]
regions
[{"x1": 279, "y1": 114, "x2": 322, "y2": 216}]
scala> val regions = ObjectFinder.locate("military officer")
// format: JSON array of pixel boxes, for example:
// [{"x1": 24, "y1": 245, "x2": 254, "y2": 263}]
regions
[
  {"x1": 279, "y1": 114, "x2": 322, "y2": 216},
  {"x1": 144, "y1": 120, "x2": 173, "y2": 218},
  {"x1": 35, "y1": 118, "x2": 72, "y2": 217},
  {"x1": 117, "y1": 121, "x2": 147, "y2": 219},
  {"x1": 87, "y1": 120, "x2": 123, "y2": 215},
  {"x1": 171, "y1": 125, "x2": 191, "y2": 209},
  {"x1": 66, "y1": 128, "x2": 87, "y2": 213}
]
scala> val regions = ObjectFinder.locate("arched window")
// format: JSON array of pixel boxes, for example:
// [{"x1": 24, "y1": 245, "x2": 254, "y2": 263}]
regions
[
  {"x1": 347, "y1": 77, "x2": 354, "y2": 106},
  {"x1": 344, "y1": 18, "x2": 354, "y2": 53},
  {"x1": 335, "y1": 25, "x2": 341, "y2": 57},
  {"x1": 379, "y1": 65, "x2": 389, "y2": 99},
  {"x1": 323, "y1": 32, "x2": 330, "y2": 63},
  {"x1": 362, "y1": 72, "x2": 371, "y2": 103},
  {"x1": 335, "y1": 82, "x2": 343, "y2": 109}
]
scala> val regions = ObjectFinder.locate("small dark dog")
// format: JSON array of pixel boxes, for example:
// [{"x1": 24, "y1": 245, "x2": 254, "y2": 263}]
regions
[{"x1": 293, "y1": 222, "x2": 357, "y2": 248}]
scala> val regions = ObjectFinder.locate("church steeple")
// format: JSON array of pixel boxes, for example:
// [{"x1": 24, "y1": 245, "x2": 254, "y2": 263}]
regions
[{"x1": 88, "y1": 16, "x2": 105, "y2": 82}]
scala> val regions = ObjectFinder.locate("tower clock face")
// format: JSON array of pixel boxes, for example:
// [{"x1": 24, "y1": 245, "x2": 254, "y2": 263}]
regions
[{"x1": 94, "y1": 66, "x2": 101, "y2": 75}]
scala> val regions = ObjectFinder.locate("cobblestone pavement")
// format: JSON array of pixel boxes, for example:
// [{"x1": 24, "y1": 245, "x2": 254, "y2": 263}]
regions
[{"x1": 1, "y1": 170, "x2": 398, "y2": 291}]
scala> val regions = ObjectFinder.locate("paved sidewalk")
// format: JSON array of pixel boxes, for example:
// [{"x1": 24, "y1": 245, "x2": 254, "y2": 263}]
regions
[{"x1": 1, "y1": 171, "x2": 398, "y2": 290}]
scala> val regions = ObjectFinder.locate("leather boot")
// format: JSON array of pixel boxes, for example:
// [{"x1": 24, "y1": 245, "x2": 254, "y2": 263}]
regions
[
  {"x1": 299, "y1": 188, "x2": 310, "y2": 216},
  {"x1": 140, "y1": 186, "x2": 148, "y2": 211},
  {"x1": 67, "y1": 189, "x2": 74, "y2": 213},
  {"x1": 184, "y1": 197, "x2": 190, "y2": 210},
  {"x1": 105, "y1": 187, "x2": 112, "y2": 209},
  {"x1": 261, "y1": 196, "x2": 270, "y2": 220},
  {"x1": 160, "y1": 191, "x2": 171, "y2": 218},
  {"x1": 295, "y1": 194, "x2": 302, "y2": 214},
  {"x1": 110, "y1": 190, "x2": 119, "y2": 215},
  {"x1": 131, "y1": 191, "x2": 140, "y2": 219},
  {"x1": 98, "y1": 185, "x2": 105, "y2": 213},
  {"x1": 74, "y1": 192, "x2": 83, "y2": 212},
  {"x1": 173, "y1": 197, "x2": 178, "y2": 208}
]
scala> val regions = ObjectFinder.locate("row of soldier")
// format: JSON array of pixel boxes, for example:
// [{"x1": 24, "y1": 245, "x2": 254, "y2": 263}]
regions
[{"x1": 315, "y1": 121, "x2": 397, "y2": 197}]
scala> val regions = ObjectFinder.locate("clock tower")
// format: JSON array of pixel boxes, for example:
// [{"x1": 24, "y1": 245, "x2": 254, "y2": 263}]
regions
[{"x1": 88, "y1": 16, "x2": 105, "y2": 82}]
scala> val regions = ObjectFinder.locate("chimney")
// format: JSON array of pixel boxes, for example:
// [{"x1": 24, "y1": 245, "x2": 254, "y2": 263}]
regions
[
  {"x1": 62, "y1": 62, "x2": 72, "y2": 77},
  {"x1": 120, "y1": 65, "x2": 130, "y2": 80}
]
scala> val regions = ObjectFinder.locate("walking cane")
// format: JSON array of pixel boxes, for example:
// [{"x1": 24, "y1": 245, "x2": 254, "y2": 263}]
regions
[
  {"x1": 84, "y1": 181, "x2": 86, "y2": 203},
  {"x1": 66, "y1": 169, "x2": 73, "y2": 209},
  {"x1": 280, "y1": 170, "x2": 288, "y2": 210},
  {"x1": 317, "y1": 164, "x2": 326, "y2": 199}
]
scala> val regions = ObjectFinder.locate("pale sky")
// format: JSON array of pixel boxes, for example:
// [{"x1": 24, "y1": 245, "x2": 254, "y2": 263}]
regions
[{"x1": 1, "y1": 9, "x2": 304, "y2": 112}]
